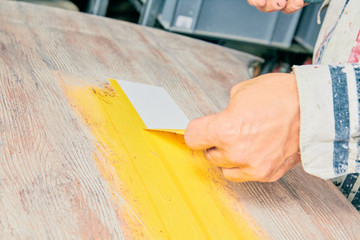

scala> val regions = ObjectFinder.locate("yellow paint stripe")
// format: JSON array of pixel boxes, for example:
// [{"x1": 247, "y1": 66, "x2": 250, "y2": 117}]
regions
[
  {"x1": 146, "y1": 129, "x2": 186, "y2": 135},
  {"x1": 62, "y1": 79, "x2": 262, "y2": 240},
  {"x1": 109, "y1": 79, "x2": 220, "y2": 238}
]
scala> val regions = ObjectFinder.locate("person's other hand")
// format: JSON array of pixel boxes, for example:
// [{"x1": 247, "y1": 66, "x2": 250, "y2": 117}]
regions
[
  {"x1": 185, "y1": 73, "x2": 301, "y2": 182},
  {"x1": 248, "y1": 0, "x2": 306, "y2": 14}
]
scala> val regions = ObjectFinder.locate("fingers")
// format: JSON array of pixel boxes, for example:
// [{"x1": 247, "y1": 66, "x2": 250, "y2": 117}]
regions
[
  {"x1": 247, "y1": 0, "x2": 266, "y2": 7},
  {"x1": 262, "y1": 0, "x2": 287, "y2": 12},
  {"x1": 248, "y1": 0, "x2": 287, "y2": 12},
  {"x1": 248, "y1": 0, "x2": 304, "y2": 13},
  {"x1": 205, "y1": 149, "x2": 252, "y2": 181},
  {"x1": 282, "y1": 0, "x2": 304, "y2": 14},
  {"x1": 205, "y1": 147, "x2": 236, "y2": 168},
  {"x1": 221, "y1": 154, "x2": 300, "y2": 182},
  {"x1": 222, "y1": 166, "x2": 272, "y2": 182},
  {"x1": 222, "y1": 168, "x2": 249, "y2": 182},
  {"x1": 185, "y1": 113, "x2": 221, "y2": 150},
  {"x1": 221, "y1": 167, "x2": 265, "y2": 182}
]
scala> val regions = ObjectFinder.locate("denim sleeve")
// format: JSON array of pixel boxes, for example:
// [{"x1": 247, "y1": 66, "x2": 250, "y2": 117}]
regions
[{"x1": 293, "y1": 64, "x2": 360, "y2": 179}]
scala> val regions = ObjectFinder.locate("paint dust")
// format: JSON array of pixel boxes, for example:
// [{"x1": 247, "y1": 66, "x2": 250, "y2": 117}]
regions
[{"x1": 60, "y1": 79, "x2": 263, "y2": 240}]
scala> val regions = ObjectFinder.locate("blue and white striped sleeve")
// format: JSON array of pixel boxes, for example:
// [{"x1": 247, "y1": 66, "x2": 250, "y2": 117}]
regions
[{"x1": 293, "y1": 64, "x2": 360, "y2": 179}]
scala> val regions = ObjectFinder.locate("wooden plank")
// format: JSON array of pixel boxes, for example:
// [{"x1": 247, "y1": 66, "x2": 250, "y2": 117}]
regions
[
  {"x1": 0, "y1": 1, "x2": 359, "y2": 239},
  {"x1": 59, "y1": 79, "x2": 261, "y2": 239}
]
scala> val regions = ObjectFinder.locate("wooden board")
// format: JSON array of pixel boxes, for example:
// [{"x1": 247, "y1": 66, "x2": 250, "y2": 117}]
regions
[{"x1": 0, "y1": 1, "x2": 359, "y2": 239}]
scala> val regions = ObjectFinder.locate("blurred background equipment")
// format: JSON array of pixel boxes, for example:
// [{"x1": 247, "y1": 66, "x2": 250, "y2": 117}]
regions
[
  {"x1": 14, "y1": 0, "x2": 79, "y2": 11},
  {"x1": 15, "y1": 0, "x2": 326, "y2": 75}
]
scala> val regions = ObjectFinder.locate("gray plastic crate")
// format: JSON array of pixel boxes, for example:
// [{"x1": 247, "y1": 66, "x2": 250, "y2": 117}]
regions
[
  {"x1": 294, "y1": 3, "x2": 326, "y2": 52},
  {"x1": 158, "y1": 0, "x2": 302, "y2": 48}
]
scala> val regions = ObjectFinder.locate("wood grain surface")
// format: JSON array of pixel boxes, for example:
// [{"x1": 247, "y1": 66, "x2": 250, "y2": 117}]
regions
[{"x1": 0, "y1": 1, "x2": 359, "y2": 239}]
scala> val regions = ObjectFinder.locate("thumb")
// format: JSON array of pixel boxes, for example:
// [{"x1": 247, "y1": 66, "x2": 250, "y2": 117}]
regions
[{"x1": 184, "y1": 113, "x2": 221, "y2": 150}]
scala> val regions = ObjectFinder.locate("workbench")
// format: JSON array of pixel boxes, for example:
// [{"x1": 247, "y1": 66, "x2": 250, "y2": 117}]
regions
[{"x1": 0, "y1": 1, "x2": 359, "y2": 239}]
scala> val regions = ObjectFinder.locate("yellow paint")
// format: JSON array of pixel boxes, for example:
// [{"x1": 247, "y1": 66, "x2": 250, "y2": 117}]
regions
[
  {"x1": 61, "y1": 79, "x2": 262, "y2": 240},
  {"x1": 146, "y1": 129, "x2": 185, "y2": 135}
]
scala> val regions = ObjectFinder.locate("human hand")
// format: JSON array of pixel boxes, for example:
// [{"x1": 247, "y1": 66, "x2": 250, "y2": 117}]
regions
[
  {"x1": 248, "y1": 0, "x2": 306, "y2": 14},
  {"x1": 185, "y1": 73, "x2": 301, "y2": 182}
]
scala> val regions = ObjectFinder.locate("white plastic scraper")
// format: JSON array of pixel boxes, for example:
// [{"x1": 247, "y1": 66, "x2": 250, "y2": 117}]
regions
[{"x1": 115, "y1": 80, "x2": 189, "y2": 134}]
